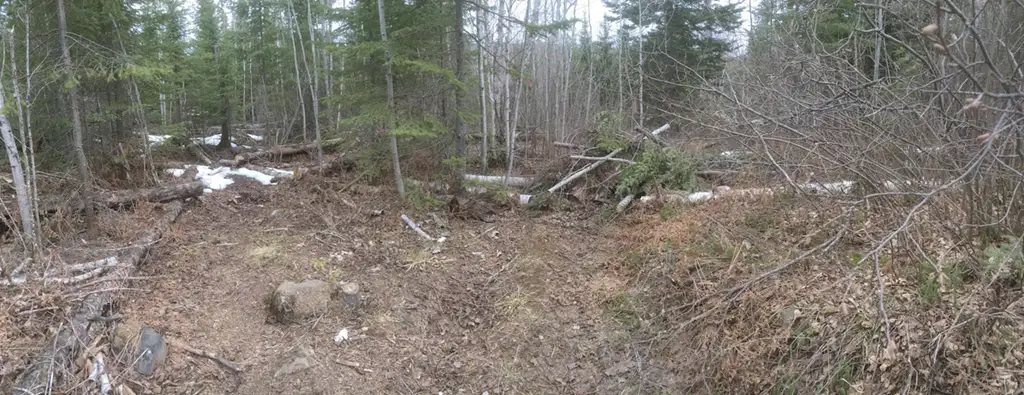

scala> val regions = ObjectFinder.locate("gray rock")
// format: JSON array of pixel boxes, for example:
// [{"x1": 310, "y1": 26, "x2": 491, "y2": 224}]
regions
[
  {"x1": 269, "y1": 279, "x2": 332, "y2": 323},
  {"x1": 274, "y1": 345, "x2": 315, "y2": 377},
  {"x1": 135, "y1": 326, "x2": 167, "y2": 376}
]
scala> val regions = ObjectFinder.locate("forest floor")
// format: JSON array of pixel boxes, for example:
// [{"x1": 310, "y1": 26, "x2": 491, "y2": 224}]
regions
[
  {"x1": 1, "y1": 168, "x2": 677, "y2": 394},
  {"x1": 4, "y1": 153, "x2": 1022, "y2": 394}
]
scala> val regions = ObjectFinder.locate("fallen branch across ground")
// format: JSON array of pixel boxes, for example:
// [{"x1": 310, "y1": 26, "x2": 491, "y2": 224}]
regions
[
  {"x1": 13, "y1": 200, "x2": 186, "y2": 394},
  {"x1": 401, "y1": 214, "x2": 435, "y2": 241},
  {"x1": 167, "y1": 337, "x2": 244, "y2": 373}
]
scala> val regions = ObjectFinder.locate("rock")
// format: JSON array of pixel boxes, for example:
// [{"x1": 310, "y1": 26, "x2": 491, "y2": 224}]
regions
[
  {"x1": 135, "y1": 326, "x2": 167, "y2": 376},
  {"x1": 274, "y1": 345, "x2": 315, "y2": 377},
  {"x1": 339, "y1": 282, "x2": 360, "y2": 309},
  {"x1": 269, "y1": 279, "x2": 333, "y2": 323}
]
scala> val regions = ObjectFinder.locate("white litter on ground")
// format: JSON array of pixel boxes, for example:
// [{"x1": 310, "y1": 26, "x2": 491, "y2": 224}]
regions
[{"x1": 333, "y1": 328, "x2": 349, "y2": 345}]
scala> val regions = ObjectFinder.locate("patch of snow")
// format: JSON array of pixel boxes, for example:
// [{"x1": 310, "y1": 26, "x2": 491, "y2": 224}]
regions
[
  {"x1": 148, "y1": 135, "x2": 172, "y2": 146},
  {"x1": 177, "y1": 165, "x2": 282, "y2": 191},
  {"x1": 193, "y1": 134, "x2": 238, "y2": 148},
  {"x1": 229, "y1": 167, "x2": 277, "y2": 185},
  {"x1": 248, "y1": 134, "x2": 264, "y2": 141}
]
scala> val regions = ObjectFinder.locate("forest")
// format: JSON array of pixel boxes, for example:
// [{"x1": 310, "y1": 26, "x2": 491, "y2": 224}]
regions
[{"x1": 2, "y1": 0, "x2": 1024, "y2": 392}]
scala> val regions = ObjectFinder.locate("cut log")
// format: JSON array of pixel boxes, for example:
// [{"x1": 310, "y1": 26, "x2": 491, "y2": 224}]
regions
[
  {"x1": 98, "y1": 181, "x2": 203, "y2": 209},
  {"x1": 463, "y1": 174, "x2": 534, "y2": 187},
  {"x1": 547, "y1": 148, "x2": 623, "y2": 193},
  {"x1": 616, "y1": 195, "x2": 634, "y2": 212},
  {"x1": 13, "y1": 201, "x2": 185, "y2": 394}
]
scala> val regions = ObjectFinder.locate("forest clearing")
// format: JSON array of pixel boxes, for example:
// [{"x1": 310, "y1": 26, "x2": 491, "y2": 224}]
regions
[{"x1": 2, "y1": 0, "x2": 1024, "y2": 392}]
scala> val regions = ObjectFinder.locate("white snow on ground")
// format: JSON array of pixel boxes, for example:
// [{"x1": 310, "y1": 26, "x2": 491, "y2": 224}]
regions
[
  {"x1": 148, "y1": 135, "x2": 172, "y2": 146},
  {"x1": 248, "y1": 134, "x2": 264, "y2": 141},
  {"x1": 165, "y1": 165, "x2": 290, "y2": 193},
  {"x1": 193, "y1": 134, "x2": 238, "y2": 148}
]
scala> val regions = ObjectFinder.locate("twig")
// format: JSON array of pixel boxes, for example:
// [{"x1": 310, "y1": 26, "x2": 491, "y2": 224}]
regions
[
  {"x1": 401, "y1": 214, "x2": 435, "y2": 241},
  {"x1": 873, "y1": 253, "x2": 892, "y2": 343},
  {"x1": 167, "y1": 337, "x2": 244, "y2": 373},
  {"x1": 337, "y1": 360, "x2": 366, "y2": 375},
  {"x1": 668, "y1": 225, "x2": 847, "y2": 332},
  {"x1": 339, "y1": 171, "x2": 368, "y2": 193}
]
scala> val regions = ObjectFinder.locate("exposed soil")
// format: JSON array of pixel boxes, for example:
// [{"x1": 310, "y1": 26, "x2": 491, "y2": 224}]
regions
[{"x1": 0, "y1": 171, "x2": 667, "y2": 394}]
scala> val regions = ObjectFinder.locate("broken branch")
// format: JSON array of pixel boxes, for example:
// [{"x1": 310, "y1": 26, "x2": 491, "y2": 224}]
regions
[{"x1": 401, "y1": 214, "x2": 435, "y2": 241}]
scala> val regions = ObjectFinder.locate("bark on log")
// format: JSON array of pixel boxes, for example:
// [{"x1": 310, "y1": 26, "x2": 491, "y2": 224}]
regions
[
  {"x1": 463, "y1": 174, "x2": 534, "y2": 187},
  {"x1": 554, "y1": 142, "x2": 586, "y2": 150},
  {"x1": 13, "y1": 201, "x2": 185, "y2": 395},
  {"x1": 218, "y1": 138, "x2": 344, "y2": 167},
  {"x1": 189, "y1": 143, "x2": 213, "y2": 166},
  {"x1": 98, "y1": 182, "x2": 203, "y2": 209}
]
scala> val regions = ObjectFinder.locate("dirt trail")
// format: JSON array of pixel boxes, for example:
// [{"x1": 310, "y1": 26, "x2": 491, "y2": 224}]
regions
[{"x1": 114, "y1": 179, "x2": 646, "y2": 394}]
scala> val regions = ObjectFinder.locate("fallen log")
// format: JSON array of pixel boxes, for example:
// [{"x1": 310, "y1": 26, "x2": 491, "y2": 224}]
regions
[
  {"x1": 463, "y1": 174, "x2": 534, "y2": 187},
  {"x1": 98, "y1": 181, "x2": 203, "y2": 209},
  {"x1": 635, "y1": 126, "x2": 668, "y2": 147},
  {"x1": 554, "y1": 142, "x2": 586, "y2": 150},
  {"x1": 189, "y1": 143, "x2": 213, "y2": 166},
  {"x1": 13, "y1": 200, "x2": 185, "y2": 394},
  {"x1": 218, "y1": 138, "x2": 344, "y2": 167}
]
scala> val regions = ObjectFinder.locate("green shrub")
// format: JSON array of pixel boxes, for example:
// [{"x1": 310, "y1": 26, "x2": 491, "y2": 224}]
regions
[{"x1": 616, "y1": 147, "x2": 699, "y2": 197}]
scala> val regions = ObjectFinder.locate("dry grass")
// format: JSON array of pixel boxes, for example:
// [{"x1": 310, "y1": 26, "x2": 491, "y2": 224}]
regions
[{"x1": 606, "y1": 194, "x2": 1024, "y2": 394}]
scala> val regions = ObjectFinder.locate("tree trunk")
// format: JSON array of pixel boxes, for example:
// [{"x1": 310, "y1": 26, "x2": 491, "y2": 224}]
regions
[
  {"x1": 477, "y1": 7, "x2": 489, "y2": 171},
  {"x1": 453, "y1": 0, "x2": 468, "y2": 193},
  {"x1": 378, "y1": 0, "x2": 406, "y2": 198},
  {"x1": 288, "y1": 6, "x2": 308, "y2": 142},
  {"x1": 305, "y1": 0, "x2": 324, "y2": 167},
  {"x1": 5, "y1": 26, "x2": 40, "y2": 252},
  {"x1": 0, "y1": 94, "x2": 35, "y2": 250},
  {"x1": 872, "y1": 0, "x2": 883, "y2": 81},
  {"x1": 216, "y1": 44, "x2": 233, "y2": 151},
  {"x1": 57, "y1": 0, "x2": 97, "y2": 239}
]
